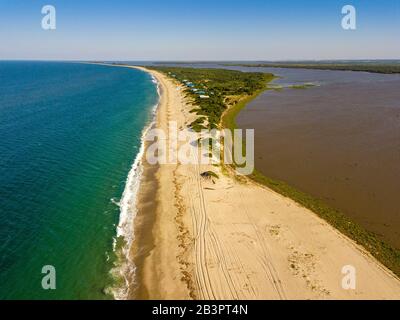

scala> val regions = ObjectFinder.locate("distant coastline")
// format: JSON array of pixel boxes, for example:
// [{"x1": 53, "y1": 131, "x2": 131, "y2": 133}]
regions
[
  {"x1": 222, "y1": 61, "x2": 400, "y2": 74},
  {"x1": 87, "y1": 62, "x2": 400, "y2": 299},
  {"x1": 220, "y1": 70, "x2": 400, "y2": 279},
  {"x1": 121, "y1": 64, "x2": 400, "y2": 299}
]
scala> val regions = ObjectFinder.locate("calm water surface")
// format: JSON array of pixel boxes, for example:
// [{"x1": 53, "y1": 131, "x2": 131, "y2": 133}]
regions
[
  {"x1": 236, "y1": 67, "x2": 400, "y2": 248},
  {"x1": 0, "y1": 62, "x2": 157, "y2": 299}
]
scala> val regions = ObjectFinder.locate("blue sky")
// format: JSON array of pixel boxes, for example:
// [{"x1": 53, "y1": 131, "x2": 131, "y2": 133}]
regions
[{"x1": 0, "y1": 0, "x2": 399, "y2": 60}]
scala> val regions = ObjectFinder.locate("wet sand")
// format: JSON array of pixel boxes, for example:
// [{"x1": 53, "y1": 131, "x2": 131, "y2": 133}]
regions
[
  {"x1": 126, "y1": 66, "x2": 400, "y2": 299},
  {"x1": 128, "y1": 157, "x2": 159, "y2": 299},
  {"x1": 237, "y1": 69, "x2": 400, "y2": 248}
]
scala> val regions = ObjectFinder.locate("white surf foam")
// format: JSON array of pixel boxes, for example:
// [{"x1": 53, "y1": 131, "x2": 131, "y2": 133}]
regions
[{"x1": 109, "y1": 73, "x2": 160, "y2": 300}]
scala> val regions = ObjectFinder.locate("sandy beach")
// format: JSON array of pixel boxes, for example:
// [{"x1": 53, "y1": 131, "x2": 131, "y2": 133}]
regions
[{"x1": 128, "y1": 66, "x2": 400, "y2": 300}]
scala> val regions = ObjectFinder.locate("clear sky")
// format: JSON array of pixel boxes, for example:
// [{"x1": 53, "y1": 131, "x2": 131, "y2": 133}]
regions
[{"x1": 0, "y1": 0, "x2": 399, "y2": 60}]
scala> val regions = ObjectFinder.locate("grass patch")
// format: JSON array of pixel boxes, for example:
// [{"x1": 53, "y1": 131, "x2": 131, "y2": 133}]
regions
[
  {"x1": 201, "y1": 171, "x2": 219, "y2": 179},
  {"x1": 249, "y1": 170, "x2": 400, "y2": 277},
  {"x1": 222, "y1": 62, "x2": 400, "y2": 74},
  {"x1": 157, "y1": 65, "x2": 400, "y2": 278},
  {"x1": 148, "y1": 66, "x2": 273, "y2": 130},
  {"x1": 290, "y1": 83, "x2": 316, "y2": 89},
  {"x1": 221, "y1": 82, "x2": 400, "y2": 279}
]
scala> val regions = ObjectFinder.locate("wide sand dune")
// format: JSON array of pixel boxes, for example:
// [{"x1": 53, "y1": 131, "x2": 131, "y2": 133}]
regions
[{"x1": 131, "y1": 66, "x2": 400, "y2": 300}]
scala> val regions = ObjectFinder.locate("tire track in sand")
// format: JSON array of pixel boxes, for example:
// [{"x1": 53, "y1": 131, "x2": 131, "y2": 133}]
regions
[{"x1": 189, "y1": 147, "x2": 240, "y2": 299}]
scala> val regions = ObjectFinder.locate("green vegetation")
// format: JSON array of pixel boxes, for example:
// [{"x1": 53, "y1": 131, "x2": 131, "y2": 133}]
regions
[
  {"x1": 189, "y1": 117, "x2": 208, "y2": 132},
  {"x1": 219, "y1": 76, "x2": 400, "y2": 278},
  {"x1": 201, "y1": 171, "x2": 219, "y2": 179},
  {"x1": 290, "y1": 83, "x2": 316, "y2": 89},
  {"x1": 223, "y1": 62, "x2": 400, "y2": 74},
  {"x1": 155, "y1": 65, "x2": 400, "y2": 278},
  {"x1": 248, "y1": 170, "x2": 400, "y2": 277},
  {"x1": 221, "y1": 88, "x2": 267, "y2": 130},
  {"x1": 148, "y1": 67, "x2": 273, "y2": 130}
]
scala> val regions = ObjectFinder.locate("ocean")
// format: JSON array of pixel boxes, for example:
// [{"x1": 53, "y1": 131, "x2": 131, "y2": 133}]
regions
[{"x1": 0, "y1": 61, "x2": 158, "y2": 299}]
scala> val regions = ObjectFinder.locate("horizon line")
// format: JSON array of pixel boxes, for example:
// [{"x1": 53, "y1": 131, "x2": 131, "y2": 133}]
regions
[{"x1": 1, "y1": 58, "x2": 400, "y2": 62}]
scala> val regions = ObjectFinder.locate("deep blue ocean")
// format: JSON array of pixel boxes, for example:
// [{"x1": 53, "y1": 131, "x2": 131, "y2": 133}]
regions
[{"x1": 0, "y1": 61, "x2": 158, "y2": 299}]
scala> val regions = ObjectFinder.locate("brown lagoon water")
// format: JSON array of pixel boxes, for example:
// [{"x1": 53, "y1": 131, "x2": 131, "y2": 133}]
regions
[{"x1": 235, "y1": 67, "x2": 400, "y2": 249}]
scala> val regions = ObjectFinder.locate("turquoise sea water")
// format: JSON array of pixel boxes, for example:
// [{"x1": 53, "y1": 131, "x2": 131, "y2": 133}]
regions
[{"x1": 0, "y1": 62, "x2": 158, "y2": 299}]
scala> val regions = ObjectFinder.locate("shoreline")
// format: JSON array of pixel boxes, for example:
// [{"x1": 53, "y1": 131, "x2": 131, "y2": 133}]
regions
[
  {"x1": 221, "y1": 63, "x2": 400, "y2": 74},
  {"x1": 222, "y1": 76, "x2": 400, "y2": 278},
  {"x1": 92, "y1": 63, "x2": 162, "y2": 299},
  {"x1": 131, "y1": 67, "x2": 193, "y2": 299},
  {"x1": 137, "y1": 70, "x2": 400, "y2": 299},
  {"x1": 94, "y1": 63, "x2": 400, "y2": 299}
]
